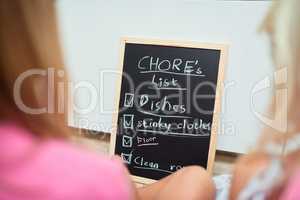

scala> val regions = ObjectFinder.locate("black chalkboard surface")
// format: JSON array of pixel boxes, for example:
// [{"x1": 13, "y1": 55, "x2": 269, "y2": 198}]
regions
[{"x1": 110, "y1": 38, "x2": 227, "y2": 184}]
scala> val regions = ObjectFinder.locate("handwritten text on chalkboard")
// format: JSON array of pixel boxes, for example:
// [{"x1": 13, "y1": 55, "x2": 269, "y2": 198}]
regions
[{"x1": 111, "y1": 40, "x2": 226, "y2": 182}]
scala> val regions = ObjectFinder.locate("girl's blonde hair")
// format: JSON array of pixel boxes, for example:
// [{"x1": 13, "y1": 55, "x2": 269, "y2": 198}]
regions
[
  {"x1": 259, "y1": 0, "x2": 300, "y2": 151},
  {"x1": 0, "y1": 0, "x2": 70, "y2": 138}
]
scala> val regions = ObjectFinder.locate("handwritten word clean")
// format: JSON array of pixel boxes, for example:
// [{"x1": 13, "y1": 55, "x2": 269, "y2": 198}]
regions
[{"x1": 134, "y1": 156, "x2": 159, "y2": 169}]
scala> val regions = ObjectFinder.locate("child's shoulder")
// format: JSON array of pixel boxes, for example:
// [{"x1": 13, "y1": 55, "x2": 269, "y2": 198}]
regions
[
  {"x1": 36, "y1": 139, "x2": 131, "y2": 199},
  {"x1": 0, "y1": 121, "x2": 132, "y2": 200}
]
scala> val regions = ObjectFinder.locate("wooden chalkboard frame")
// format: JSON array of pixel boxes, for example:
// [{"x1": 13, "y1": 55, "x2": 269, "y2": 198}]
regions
[{"x1": 109, "y1": 37, "x2": 228, "y2": 184}]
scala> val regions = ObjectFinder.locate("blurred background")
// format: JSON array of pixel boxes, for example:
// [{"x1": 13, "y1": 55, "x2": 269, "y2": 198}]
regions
[{"x1": 57, "y1": 0, "x2": 272, "y2": 155}]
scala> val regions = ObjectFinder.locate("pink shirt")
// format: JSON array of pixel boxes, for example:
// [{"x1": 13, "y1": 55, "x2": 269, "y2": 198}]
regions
[
  {"x1": 0, "y1": 121, "x2": 132, "y2": 200},
  {"x1": 280, "y1": 170, "x2": 300, "y2": 200}
]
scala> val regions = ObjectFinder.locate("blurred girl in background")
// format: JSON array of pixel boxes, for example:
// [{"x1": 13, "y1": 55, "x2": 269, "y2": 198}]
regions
[
  {"x1": 0, "y1": 1, "x2": 214, "y2": 200},
  {"x1": 230, "y1": 0, "x2": 300, "y2": 199}
]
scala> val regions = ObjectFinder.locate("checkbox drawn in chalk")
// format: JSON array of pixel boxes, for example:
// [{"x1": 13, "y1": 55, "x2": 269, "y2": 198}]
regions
[
  {"x1": 124, "y1": 93, "x2": 134, "y2": 108},
  {"x1": 123, "y1": 114, "x2": 134, "y2": 129},
  {"x1": 121, "y1": 153, "x2": 132, "y2": 164},
  {"x1": 122, "y1": 135, "x2": 133, "y2": 148}
]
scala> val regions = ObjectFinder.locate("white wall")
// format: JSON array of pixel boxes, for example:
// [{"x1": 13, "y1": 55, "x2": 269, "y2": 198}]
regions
[{"x1": 57, "y1": 0, "x2": 273, "y2": 154}]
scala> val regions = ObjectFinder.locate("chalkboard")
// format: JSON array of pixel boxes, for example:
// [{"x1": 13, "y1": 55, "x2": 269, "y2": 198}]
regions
[{"x1": 110, "y1": 38, "x2": 227, "y2": 184}]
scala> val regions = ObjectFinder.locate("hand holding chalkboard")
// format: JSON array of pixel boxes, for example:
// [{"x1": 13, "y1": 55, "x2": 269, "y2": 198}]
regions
[{"x1": 110, "y1": 38, "x2": 228, "y2": 184}]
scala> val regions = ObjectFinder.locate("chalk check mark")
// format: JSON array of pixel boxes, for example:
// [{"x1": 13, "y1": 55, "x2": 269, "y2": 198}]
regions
[
  {"x1": 121, "y1": 153, "x2": 132, "y2": 164},
  {"x1": 123, "y1": 114, "x2": 134, "y2": 129},
  {"x1": 122, "y1": 135, "x2": 133, "y2": 147},
  {"x1": 124, "y1": 93, "x2": 134, "y2": 107}
]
